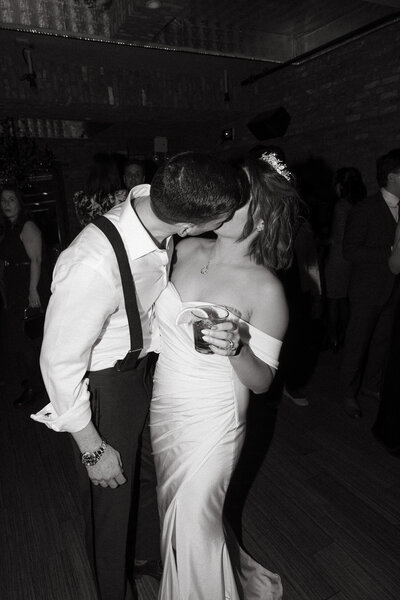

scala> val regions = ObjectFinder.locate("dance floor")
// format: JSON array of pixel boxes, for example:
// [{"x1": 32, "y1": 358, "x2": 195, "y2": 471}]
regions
[{"x1": 1, "y1": 349, "x2": 399, "y2": 600}]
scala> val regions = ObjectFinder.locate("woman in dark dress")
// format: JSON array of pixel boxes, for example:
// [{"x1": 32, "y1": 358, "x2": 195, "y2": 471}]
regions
[
  {"x1": 324, "y1": 167, "x2": 367, "y2": 349},
  {"x1": 0, "y1": 185, "x2": 47, "y2": 406}
]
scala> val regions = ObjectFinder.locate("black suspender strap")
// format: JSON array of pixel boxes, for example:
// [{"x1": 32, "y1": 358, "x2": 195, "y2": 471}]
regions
[{"x1": 94, "y1": 215, "x2": 143, "y2": 371}]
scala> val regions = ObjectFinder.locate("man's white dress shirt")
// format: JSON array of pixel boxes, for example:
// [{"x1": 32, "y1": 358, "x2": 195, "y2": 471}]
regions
[
  {"x1": 381, "y1": 188, "x2": 400, "y2": 222},
  {"x1": 31, "y1": 184, "x2": 173, "y2": 433}
]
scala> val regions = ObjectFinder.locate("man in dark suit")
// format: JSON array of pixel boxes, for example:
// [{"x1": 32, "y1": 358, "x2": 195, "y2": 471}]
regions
[{"x1": 341, "y1": 149, "x2": 400, "y2": 418}]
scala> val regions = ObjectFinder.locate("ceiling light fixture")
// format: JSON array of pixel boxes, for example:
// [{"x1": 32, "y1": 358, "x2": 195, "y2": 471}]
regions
[{"x1": 145, "y1": 0, "x2": 161, "y2": 8}]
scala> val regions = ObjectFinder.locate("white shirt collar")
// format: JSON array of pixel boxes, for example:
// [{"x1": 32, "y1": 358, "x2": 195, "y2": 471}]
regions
[
  {"x1": 381, "y1": 187, "x2": 400, "y2": 208},
  {"x1": 117, "y1": 184, "x2": 172, "y2": 261}
]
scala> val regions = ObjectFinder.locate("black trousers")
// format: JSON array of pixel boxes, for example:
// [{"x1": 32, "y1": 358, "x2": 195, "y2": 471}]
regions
[
  {"x1": 341, "y1": 290, "x2": 399, "y2": 399},
  {"x1": 73, "y1": 354, "x2": 160, "y2": 600},
  {"x1": 2, "y1": 304, "x2": 44, "y2": 392},
  {"x1": 372, "y1": 301, "x2": 400, "y2": 454}
]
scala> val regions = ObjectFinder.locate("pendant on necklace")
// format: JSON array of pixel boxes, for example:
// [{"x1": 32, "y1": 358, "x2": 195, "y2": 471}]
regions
[{"x1": 200, "y1": 264, "x2": 209, "y2": 275}]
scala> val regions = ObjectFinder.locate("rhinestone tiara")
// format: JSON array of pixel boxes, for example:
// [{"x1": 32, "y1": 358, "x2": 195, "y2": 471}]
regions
[{"x1": 259, "y1": 152, "x2": 292, "y2": 181}]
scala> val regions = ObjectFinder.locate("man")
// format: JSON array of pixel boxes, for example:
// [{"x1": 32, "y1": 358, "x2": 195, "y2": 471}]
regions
[
  {"x1": 123, "y1": 158, "x2": 146, "y2": 191},
  {"x1": 32, "y1": 152, "x2": 247, "y2": 600},
  {"x1": 341, "y1": 148, "x2": 400, "y2": 418}
]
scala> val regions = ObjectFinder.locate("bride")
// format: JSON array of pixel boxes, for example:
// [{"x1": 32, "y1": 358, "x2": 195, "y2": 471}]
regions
[{"x1": 150, "y1": 153, "x2": 300, "y2": 600}]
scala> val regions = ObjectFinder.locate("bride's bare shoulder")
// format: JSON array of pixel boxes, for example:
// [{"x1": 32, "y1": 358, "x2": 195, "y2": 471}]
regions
[
  {"x1": 258, "y1": 266, "x2": 283, "y2": 291},
  {"x1": 252, "y1": 267, "x2": 285, "y2": 307},
  {"x1": 247, "y1": 267, "x2": 288, "y2": 338}
]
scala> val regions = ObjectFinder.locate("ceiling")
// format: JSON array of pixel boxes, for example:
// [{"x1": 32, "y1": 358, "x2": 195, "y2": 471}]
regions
[
  {"x1": 1, "y1": 0, "x2": 400, "y2": 155},
  {"x1": 1, "y1": 0, "x2": 400, "y2": 62}
]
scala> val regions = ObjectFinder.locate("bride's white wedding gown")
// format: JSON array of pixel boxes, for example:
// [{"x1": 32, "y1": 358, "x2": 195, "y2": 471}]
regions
[{"x1": 150, "y1": 282, "x2": 283, "y2": 600}]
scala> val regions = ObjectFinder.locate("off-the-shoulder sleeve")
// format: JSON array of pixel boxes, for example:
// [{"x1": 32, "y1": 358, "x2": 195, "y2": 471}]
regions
[{"x1": 247, "y1": 325, "x2": 282, "y2": 370}]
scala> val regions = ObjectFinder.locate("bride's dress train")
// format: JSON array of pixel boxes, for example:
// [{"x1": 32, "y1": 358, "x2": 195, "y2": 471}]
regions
[{"x1": 150, "y1": 282, "x2": 283, "y2": 600}]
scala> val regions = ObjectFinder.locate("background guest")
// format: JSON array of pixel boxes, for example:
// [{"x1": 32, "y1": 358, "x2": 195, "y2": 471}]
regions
[
  {"x1": 123, "y1": 158, "x2": 146, "y2": 192},
  {"x1": 0, "y1": 185, "x2": 49, "y2": 406},
  {"x1": 280, "y1": 214, "x2": 323, "y2": 406},
  {"x1": 341, "y1": 148, "x2": 400, "y2": 418},
  {"x1": 371, "y1": 220, "x2": 400, "y2": 456},
  {"x1": 324, "y1": 167, "x2": 367, "y2": 350},
  {"x1": 0, "y1": 211, "x2": 6, "y2": 307},
  {"x1": 0, "y1": 211, "x2": 6, "y2": 386},
  {"x1": 73, "y1": 153, "x2": 127, "y2": 229}
]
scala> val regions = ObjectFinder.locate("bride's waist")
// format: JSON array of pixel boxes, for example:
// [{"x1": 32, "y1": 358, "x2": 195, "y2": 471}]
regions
[{"x1": 154, "y1": 354, "x2": 232, "y2": 384}]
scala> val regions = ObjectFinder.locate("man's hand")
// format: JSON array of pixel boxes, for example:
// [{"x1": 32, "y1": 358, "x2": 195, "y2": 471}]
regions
[
  {"x1": 72, "y1": 422, "x2": 126, "y2": 488},
  {"x1": 28, "y1": 287, "x2": 41, "y2": 308},
  {"x1": 86, "y1": 445, "x2": 127, "y2": 489}
]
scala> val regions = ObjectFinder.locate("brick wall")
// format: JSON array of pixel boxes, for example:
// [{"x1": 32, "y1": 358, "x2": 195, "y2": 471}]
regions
[{"x1": 232, "y1": 22, "x2": 400, "y2": 194}]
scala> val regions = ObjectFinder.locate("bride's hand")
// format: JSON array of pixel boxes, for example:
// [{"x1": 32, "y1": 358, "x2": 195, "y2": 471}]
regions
[{"x1": 201, "y1": 321, "x2": 242, "y2": 356}]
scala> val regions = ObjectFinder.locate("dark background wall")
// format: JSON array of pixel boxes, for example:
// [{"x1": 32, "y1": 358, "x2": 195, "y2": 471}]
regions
[
  {"x1": 0, "y1": 22, "x2": 399, "y2": 235},
  {"x1": 230, "y1": 22, "x2": 400, "y2": 194}
]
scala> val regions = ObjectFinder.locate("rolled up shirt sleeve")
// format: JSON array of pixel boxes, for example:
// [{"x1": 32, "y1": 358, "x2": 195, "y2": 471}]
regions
[
  {"x1": 31, "y1": 260, "x2": 118, "y2": 433},
  {"x1": 31, "y1": 378, "x2": 91, "y2": 432}
]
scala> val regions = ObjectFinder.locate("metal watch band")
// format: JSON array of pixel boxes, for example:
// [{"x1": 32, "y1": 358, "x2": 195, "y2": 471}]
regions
[{"x1": 81, "y1": 440, "x2": 107, "y2": 467}]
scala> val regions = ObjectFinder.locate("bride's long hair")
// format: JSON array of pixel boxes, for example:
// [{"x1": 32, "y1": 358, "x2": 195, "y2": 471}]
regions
[{"x1": 238, "y1": 156, "x2": 301, "y2": 271}]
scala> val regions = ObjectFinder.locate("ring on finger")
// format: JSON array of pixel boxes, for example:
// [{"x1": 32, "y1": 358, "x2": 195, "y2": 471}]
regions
[{"x1": 227, "y1": 339, "x2": 235, "y2": 351}]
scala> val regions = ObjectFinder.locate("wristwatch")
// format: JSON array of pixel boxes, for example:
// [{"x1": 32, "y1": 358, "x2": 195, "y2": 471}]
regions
[{"x1": 81, "y1": 440, "x2": 107, "y2": 467}]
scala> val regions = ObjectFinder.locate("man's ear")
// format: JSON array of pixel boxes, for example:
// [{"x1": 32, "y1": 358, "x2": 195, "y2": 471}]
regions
[{"x1": 176, "y1": 223, "x2": 195, "y2": 238}]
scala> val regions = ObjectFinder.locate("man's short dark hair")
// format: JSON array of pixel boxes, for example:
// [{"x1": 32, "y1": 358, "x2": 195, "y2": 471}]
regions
[
  {"x1": 150, "y1": 152, "x2": 249, "y2": 224},
  {"x1": 377, "y1": 148, "x2": 400, "y2": 188}
]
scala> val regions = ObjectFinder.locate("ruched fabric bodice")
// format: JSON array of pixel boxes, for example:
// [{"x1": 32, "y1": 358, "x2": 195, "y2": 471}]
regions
[
  {"x1": 153, "y1": 281, "x2": 281, "y2": 411},
  {"x1": 150, "y1": 283, "x2": 283, "y2": 600}
]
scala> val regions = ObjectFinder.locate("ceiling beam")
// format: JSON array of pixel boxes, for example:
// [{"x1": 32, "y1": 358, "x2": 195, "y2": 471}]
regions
[
  {"x1": 294, "y1": 6, "x2": 395, "y2": 54},
  {"x1": 242, "y1": 11, "x2": 400, "y2": 85},
  {"x1": 0, "y1": 22, "x2": 287, "y2": 63},
  {"x1": 362, "y1": 0, "x2": 400, "y2": 7}
]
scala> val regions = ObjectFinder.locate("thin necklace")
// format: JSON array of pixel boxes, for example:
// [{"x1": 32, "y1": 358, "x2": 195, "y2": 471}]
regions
[
  {"x1": 200, "y1": 245, "x2": 245, "y2": 274},
  {"x1": 200, "y1": 245, "x2": 217, "y2": 275},
  {"x1": 200, "y1": 262, "x2": 210, "y2": 275}
]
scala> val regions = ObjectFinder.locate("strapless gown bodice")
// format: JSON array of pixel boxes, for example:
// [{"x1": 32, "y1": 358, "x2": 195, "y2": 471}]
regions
[
  {"x1": 154, "y1": 281, "x2": 282, "y2": 404},
  {"x1": 151, "y1": 282, "x2": 283, "y2": 600}
]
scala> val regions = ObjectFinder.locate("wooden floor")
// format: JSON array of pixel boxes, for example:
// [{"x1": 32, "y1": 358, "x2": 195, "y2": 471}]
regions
[{"x1": 1, "y1": 349, "x2": 399, "y2": 600}]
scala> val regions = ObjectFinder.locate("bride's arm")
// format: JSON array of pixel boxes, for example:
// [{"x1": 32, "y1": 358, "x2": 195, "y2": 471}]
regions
[
  {"x1": 230, "y1": 279, "x2": 288, "y2": 393},
  {"x1": 229, "y1": 345, "x2": 276, "y2": 394},
  {"x1": 203, "y1": 276, "x2": 288, "y2": 394}
]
